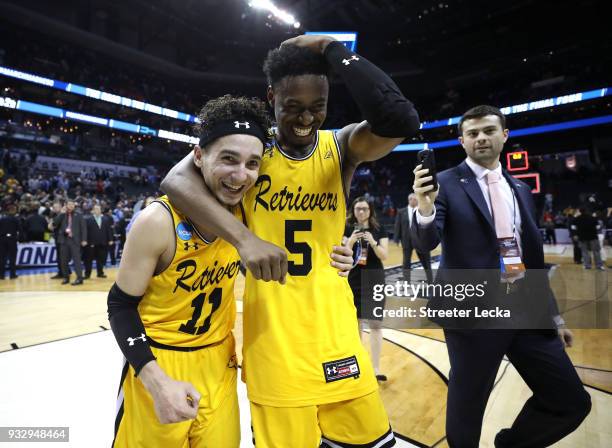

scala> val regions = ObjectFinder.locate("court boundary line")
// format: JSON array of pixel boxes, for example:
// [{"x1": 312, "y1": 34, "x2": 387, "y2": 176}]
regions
[
  {"x1": 382, "y1": 335, "x2": 449, "y2": 385},
  {"x1": 574, "y1": 364, "x2": 612, "y2": 373},
  {"x1": 583, "y1": 384, "x2": 611, "y2": 396},
  {"x1": 394, "y1": 432, "x2": 430, "y2": 448},
  {"x1": 0, "y1": 328, "x2": 108, "y2": 354}
]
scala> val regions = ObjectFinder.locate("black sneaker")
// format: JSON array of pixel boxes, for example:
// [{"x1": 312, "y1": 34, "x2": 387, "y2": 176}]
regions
[
  {"x1": 61, "y1": 278, "x2": 70, "y2": 284},
  {"x1": 71, "y1": 279, "x2": 84, "y2": 286},
  {"x1": 376, "y1": 374, "x2": 388, "y2": 382},
  {"x1": 50, "y1": 274, "x2": 63, "y2": 279},
  {"x1": 97, "y1": 273, "x2": 107, "y2": 278}
]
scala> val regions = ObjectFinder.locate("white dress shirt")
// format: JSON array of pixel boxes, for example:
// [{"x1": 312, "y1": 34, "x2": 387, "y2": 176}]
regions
[{"x1": 407, "y1": 205, "x2": 415, "y2": 227}]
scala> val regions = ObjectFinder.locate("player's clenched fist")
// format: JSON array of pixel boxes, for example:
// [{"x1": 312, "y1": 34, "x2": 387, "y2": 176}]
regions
[
  {"x1": 139, "y1": 362, "x2": 201, "y2": 424},
  {"x1": 237, "y1": 234, "x2": 288, "y2": 284}
]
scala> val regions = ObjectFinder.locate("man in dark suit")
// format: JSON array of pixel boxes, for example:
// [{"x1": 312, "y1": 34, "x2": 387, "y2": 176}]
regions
[
  {"x1": 48, "y1": 201, "x2": 66, "y2": 279},
  {"x1": 0, "y1": 204, "x2": 21, "y2": 279},
  {"x1": 84, "y1": 204, "x2": 113, "y2": 278},
  {"x1": 394, "y1": 192, "x2": 433, "y2": 283},
  {"x1": 53, "y1": 199, "x2": 87, "y2": 285},
  {"x1": 572, "y1": 206, "x2": 604, "y2": 270},
  {"x1": 23, "y1": 205, "x2": 48, "y2": 242},
  {"x1": 412, "y1": 105, "x2": 590, "y2": 447}
]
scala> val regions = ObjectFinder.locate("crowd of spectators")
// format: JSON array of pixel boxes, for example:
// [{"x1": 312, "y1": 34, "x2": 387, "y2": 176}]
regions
[
  {"x1": 1, "y1": 20, "x2": 610, "y2": 249},
  {"x1": 1, "y1": 146, "x2": 160, "y2": 252}
]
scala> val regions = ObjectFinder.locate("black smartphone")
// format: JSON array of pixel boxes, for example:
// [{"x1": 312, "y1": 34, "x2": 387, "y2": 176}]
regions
[{"x1": 416, "y1": 149, "x2": 438, "y2": 191}]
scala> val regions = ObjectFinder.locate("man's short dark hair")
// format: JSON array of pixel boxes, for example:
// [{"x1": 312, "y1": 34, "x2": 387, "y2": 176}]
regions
[
  {"x1": 263, "y1": 44, "x2": 331, "y2": 88},
  {"x1": 194, "y1": 94, "x2": 272, "y2": 146},
  {"x1": 458, "y1": 105, "x2": 506, "y2": 134}
]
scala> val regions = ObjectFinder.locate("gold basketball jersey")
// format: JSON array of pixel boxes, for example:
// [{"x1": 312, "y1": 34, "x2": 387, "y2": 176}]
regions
[
  {"x1": 242, "y1": 130, "x2": 377, "y2": 406},
  {"x1": 138, "y1": 196, "x2": 242, "y2": 348}
]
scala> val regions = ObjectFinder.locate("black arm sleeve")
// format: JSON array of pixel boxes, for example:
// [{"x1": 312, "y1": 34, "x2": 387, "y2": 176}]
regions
[
  {"x1": 107, "y1": 283, "x2": 156, "y2": 376},
  {"x1": 324, "y1": 41, "x2": 420, "y2": 138}
]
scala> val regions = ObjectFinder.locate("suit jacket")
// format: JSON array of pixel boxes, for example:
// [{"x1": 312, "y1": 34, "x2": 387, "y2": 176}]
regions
[
  {"x1": 85, "y1": 215, "x2": 113, "y2": 245},
  {"x1": 54, "y1": 212, "x2": 87, "y2": 244},
  {"x1": 412, "y1": 160, "x2": 545, "y2": 269},
  {"x1": 394, "y1": 206, "x2": 418, "y2": 248},
  {"x1": 0, "y1": 214, "x2": 21, "y2": 241},
  {"x1": 24, "y1": 214, "x2": 48, "y2": 241},
  {"x1": 411, "y1": 160, "x2": 559, "y2": 324},
  {"x1": 573, "y1": 215, "x2": 598, "y2": 241}
]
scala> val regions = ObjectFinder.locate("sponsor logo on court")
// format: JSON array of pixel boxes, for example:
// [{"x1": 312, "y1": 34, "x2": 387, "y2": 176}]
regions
[{"x1": 176, "y1": 221, "x2": 193, "y2": 240}]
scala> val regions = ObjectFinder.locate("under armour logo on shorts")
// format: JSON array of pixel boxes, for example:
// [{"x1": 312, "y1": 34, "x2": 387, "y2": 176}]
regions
[
  {"x1": 184, "y1": 242, "x2": 199, "y2": 251},
  {"x1": 234, "y1": 121, "x2": 251, "y2": 129},
  {"x1": 127, "y1": 333, "x2": 147, "y2": 346},
  {"x1": 342, "y1": 55, "x2": 360, "y2": 66}
]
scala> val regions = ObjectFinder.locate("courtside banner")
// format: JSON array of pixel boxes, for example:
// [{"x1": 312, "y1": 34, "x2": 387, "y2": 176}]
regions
[{"x1": 16, "y1": 242, "x2": 120, "y2": 267}]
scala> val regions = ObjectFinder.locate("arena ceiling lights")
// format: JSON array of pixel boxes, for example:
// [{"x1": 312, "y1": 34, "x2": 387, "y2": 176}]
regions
[
  {"x1": 248, "y1": 0, "x2": 300, "y2": 28},
  {"x1": 2, "y1": 95, "x2": 611, "y2": 152},
  {"x1": 2, "y1": 64, "x2": 609, "y2": 136}
]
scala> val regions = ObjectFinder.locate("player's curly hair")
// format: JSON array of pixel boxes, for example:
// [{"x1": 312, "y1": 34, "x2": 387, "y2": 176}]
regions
[
  {"x1": 263, "y1": 44, "x2": 331, "y2": 87},
  {"x1": 194, "y1": 94, "x2": 273, "y2": 145}
]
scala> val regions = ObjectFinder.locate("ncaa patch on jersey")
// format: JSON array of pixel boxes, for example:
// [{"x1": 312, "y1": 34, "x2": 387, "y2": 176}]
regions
[
  {"x1": 176, "y1": 221, "x2": 193, "y2": 240},
  {"x1": 322, "y1": 355, "x2": 360, "y2": 383}
]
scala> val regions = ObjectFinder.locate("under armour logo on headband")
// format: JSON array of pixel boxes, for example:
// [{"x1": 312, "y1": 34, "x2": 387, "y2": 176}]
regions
[
  {"x1": 342, "y1": 55, "x2": 360, "y2": 66},
  {"x1": 234, "y1": 121, "x2": 251, "y2": 129}
]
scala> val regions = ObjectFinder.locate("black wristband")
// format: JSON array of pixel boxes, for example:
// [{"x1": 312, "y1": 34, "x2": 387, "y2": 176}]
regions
[
  {"x1": 323, "y1": 41, "x2": 420, "y2": 138},
  {"x1": 107, "y1": 283, "x2": 156, "y2": 376}
]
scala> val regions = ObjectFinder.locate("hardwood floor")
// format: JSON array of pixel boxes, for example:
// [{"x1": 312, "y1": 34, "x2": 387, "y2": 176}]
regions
[{"x1": 0, "y1": 243, "x2": 609, "y2": 446}]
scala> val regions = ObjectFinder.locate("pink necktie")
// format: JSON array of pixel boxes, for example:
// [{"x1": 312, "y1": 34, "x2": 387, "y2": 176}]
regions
[{"x1": 486, "y1": 172, "x2": 513, "y2": 239}]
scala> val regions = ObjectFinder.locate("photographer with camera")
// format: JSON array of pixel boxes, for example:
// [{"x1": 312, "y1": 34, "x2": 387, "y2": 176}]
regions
[{"x1": 343, "y1": 196, "x2": 389, "y2": 381}]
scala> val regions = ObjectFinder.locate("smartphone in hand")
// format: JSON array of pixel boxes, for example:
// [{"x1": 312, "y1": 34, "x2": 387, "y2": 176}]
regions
[{"x1": 416, "y1": 149, "x2": 438, "y2": 191}]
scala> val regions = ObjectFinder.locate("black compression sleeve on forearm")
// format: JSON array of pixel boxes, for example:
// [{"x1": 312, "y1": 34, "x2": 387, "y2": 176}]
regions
[
  {"x1": 323, "y1": 41, "x2": 420, "y2": 138},
  {"x1": 107, "y1": 283, "x2": 156, "y2": 376}
]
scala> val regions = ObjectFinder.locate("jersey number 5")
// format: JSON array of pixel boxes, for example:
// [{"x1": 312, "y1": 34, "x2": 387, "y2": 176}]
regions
[
  {"x1": 285, "y1": 220, "x2": 312, "y2": 276},
  {"x1": 179, "y1": 288, "x2": 222, "y2": 335}
]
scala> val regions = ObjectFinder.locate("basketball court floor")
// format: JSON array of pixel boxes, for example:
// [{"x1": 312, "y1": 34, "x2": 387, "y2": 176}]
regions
[{"x1": 0, "y1": 244, "x2": 609, "y2": 447}]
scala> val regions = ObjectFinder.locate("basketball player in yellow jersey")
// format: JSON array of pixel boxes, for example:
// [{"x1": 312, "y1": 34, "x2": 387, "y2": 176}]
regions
[
  {"x1": 162, "y1": 35, "x2": 420, "y2": 447},
  {"x1": 107, "y1": 95, "x2": 271, "y2": 448}
]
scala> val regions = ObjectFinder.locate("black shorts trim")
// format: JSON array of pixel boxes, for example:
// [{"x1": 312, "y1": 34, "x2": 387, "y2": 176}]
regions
[
  {"x1": 111, "y1": 359, "x2": 129, "y2": 448},
  {"x1": 147, "y1": 335, "x2": 224, "y2": 352},
  {"x1": 321, "y1": 426, "x2": 395, "y2": 448}
]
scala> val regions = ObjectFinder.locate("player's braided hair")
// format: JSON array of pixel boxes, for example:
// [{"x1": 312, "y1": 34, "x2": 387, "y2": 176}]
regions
[
  {"x1": 263, "y1": 44, "x2": 331, "y2": 87},
  {"x1": 194, "y1": 94, "x2": 273, "y2": 145}
]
